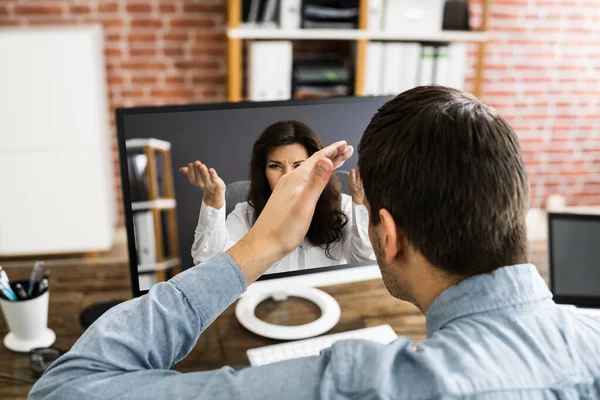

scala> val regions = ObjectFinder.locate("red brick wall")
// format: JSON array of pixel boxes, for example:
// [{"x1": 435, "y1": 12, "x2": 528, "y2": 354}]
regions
[
  {"x1": 1, "y1": 1, "x2": 228, "y2": 224},
  {"x1": 469, "y1": 0, "x2": 600, "y2": 208},
  {"x1": 1, "y1": 0, "x2": 599, "y2": 226}
]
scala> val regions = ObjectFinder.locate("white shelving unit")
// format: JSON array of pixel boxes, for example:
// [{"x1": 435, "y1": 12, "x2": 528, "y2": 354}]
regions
[
  {"x1": 228, "y1": 28, "x2": 488, "y2": 42},
  {"x1": 126, "y1": 138, "x2": 181, "y2": 284},
  {"x1": 226, "y1": 0, "x2": 492, "y2": 101},
  {"x1": 131, "y1": 199, "x2": 177, "y2": 211},
  {"x1": 137, "y1": 258, "x2": 181, "y2": 274}
]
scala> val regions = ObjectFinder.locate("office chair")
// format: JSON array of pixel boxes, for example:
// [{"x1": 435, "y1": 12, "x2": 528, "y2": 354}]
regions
[
  {"x1": 224, "y1": 170, "x2": 351, "y2": 217},
  {"x1": 225, "y1": 180, "x2": 250, "y2": 216}
]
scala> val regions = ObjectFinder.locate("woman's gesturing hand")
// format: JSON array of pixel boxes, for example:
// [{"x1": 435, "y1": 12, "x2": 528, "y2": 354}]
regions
[
  {"x1": 349, "y1": 168, "x2": 365, "y2": 205},
  {"x1": 179, "y1": 161, "x2": 226, "y2": 209}
]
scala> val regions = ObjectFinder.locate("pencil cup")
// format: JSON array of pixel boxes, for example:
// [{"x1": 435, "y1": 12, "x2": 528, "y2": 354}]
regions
[{"x1": 0, "y1": 282, "x2": 55, "y2": 353}]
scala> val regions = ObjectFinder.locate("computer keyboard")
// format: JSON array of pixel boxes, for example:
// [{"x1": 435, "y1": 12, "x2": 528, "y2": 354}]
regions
[{"x1": 247, "y1": 324, "x2": 398, "y2": 366}]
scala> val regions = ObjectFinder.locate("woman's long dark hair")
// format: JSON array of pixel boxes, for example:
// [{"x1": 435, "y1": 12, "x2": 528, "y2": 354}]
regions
[{"x1": 247, "y1": 120, "x2": 348, "y2": 258}]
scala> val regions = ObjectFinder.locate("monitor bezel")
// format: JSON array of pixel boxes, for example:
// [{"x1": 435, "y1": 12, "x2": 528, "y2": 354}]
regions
[
  {"x1": 116, "y1": 96, "x2": 390, "y2": 297},
  {"x1": 548, "y1": 212, "x2": 600, "y2": 308}
]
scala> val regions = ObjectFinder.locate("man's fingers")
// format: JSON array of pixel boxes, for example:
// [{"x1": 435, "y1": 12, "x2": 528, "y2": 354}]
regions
[
  {"x1": 294, "y1": 141, "x2": 353, "y2": 180},
  {"x1": 319, "y1": 141, "x2": 348, "y2": 164},
  {"x1": 179, "y1": 167, "x2": 189, "y2": 175},
  {"x1": 320, "y1": 140, "x2": 347, "y2": 156},
  {"x1": 339, "y1": 146, "x2": 354, "y2": 166},
  {"x1": 330, "y1": 145, "x2": 354, "y2": 169},
  {"x1": 349, "y1": 168, "x2": 355, "y2": 183},
  {"x1": 294, "y1": 157, "x2": 334, "y2": 215}
]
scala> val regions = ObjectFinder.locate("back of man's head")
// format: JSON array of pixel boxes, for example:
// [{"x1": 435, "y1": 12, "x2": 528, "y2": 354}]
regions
[{"x1": 358, "y1": 86, "x2": 530, "y2": 277}]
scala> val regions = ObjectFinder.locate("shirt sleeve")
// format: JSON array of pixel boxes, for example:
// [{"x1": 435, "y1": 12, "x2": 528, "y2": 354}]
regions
[
  {"x1": 191, "y1": 201, "x2": 249, "y2": 265},
  {"x1": 341, "y1": 196, "x2": 375, "y2": 263},
  {"x1": 28, "y1": 253, "x2": 331, "y2": 400},
  {"x1": 224, "y1": 204, "x2": 249, "y2": 252}
]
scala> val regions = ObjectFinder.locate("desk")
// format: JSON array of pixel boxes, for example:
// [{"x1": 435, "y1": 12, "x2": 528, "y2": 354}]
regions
[{"x1": 0, "y1": 261, "x2": 426, "y2": 399}]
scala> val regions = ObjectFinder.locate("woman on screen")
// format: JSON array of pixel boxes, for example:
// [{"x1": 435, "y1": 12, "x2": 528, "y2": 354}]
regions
[{"x1": 179, "y1": 120, "x2": 374, "y2": 274}]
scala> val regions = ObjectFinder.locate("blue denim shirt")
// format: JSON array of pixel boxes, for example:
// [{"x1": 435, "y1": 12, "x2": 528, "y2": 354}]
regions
[{"x1": 30, "y1": 253, "x2": 600, "y2": 399}]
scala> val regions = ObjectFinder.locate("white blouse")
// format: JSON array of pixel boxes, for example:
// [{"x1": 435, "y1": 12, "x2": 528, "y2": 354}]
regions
[{"x1": 191, "y1": 194, "x2": 375, "y2": 274}]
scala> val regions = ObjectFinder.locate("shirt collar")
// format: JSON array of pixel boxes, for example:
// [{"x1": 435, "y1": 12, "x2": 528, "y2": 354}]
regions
[{"x1": 425, "y1": 264, "x2": 552, "y2": 336}]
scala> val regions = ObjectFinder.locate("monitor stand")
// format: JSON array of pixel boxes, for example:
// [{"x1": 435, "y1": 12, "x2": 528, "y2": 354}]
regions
[{"x1": 235, "y1": 287, "x2": 341, "y2": 340}]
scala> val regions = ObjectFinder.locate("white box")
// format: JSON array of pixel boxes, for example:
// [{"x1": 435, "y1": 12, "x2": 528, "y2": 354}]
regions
[
  {"x1": 419, "y1": 46, "x2": 435, "y2": 86},
  {"x1": 134, "y1": 211, "x2": 157, "y2": 265},
  {"x1": 279, "y1": 0, "x2": 302, "y2": 29},
  {"x1": 364, "y1": 42, "x2": 384, "y2": 95},
  {"x1": 400, "y1": 43, "x2": 421, "y2": 92},
  {"x1": 382, "y1": 43, "x2": 404, "y2": 95},
  {"x1": 138, "y1": 273, "x2": 157, "y2": 292},
  {"x1": 248, "y1": 41, "x2": 293, "y2": 101},
  {"x1": 434, "y1": 46, "x2": 451, "y2": 86},
  {"x1": 383, "y1": 0, "x2": 444, "y2": 34},
  {"x1": 367, "y1": 0, "x2": 384, "y2": 31},
  {"x1": 447, "y1": 43, "x2": 467, "y2": 90}
]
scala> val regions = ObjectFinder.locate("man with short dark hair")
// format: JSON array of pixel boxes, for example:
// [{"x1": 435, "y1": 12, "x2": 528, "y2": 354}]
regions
[
  {"x1": 358, "y1": 86, "x2": 531, "y2": 305},
  {"x1": 31, "y1": 87, "x2": 600, "y2": 400}
]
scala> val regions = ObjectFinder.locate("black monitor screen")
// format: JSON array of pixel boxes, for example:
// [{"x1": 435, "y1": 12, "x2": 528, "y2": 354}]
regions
[
  {"x1": 549, "y1": 213, "x2": 600, "y2": 307},
  {"x1": 117, "y1": 97, "x2": 390, "y2": 295}
]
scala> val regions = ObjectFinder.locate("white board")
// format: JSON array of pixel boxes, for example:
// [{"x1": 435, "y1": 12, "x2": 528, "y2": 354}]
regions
[{"x1": 0, "y1": 25, "x2": 115, "y2": 255}]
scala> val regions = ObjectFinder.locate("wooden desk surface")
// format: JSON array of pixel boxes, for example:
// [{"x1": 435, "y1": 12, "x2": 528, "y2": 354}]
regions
[{"x1": 0, "y1": 261, "x2": 426, "y2": 399}]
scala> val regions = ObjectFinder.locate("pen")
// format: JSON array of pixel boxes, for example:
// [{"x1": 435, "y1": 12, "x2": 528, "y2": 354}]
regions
[
  {"x1": 35, "y1": 270, "x2": 52, "y2": 295},
  {"x1": 0, "y1": 281, "x2": 16, "y2": 301},
  {"x1": 0, "y1": 267, "x2": 18, "y2": 300},
  {"x1": 0, "y1": 288, "x2": 11, "y2": 301},
  {"x1": 35, "y1": 278, "x2": 49, "y2": 297},
  {"x1": 14, "y1": 283, "x2": 28, "y2": 300},
  {"x1": 28, "y1": 261, "x2": 44, "y2": 297}
]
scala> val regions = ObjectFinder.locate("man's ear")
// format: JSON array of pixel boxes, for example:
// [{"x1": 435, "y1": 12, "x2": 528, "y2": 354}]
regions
[{"x1": 379, "y1": 208, "x2": 402, "y2": 264}]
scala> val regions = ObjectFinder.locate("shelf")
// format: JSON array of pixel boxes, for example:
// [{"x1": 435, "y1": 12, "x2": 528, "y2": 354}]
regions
[
  {"x1": 367, "y1": 30, "x2": 488, "y2": 42},
  {"x1": 137, "y1": 257, "x2": 180, "y2": 273},
  {"x1": 131, "y1": 199, "x2": 176, "y2": 211},
  {"x1": 227, "y1": 28, "x2": 488, "y2": 42},
  {"x1": 126, "y1": 138, "x2": 171, "y2": 150}
]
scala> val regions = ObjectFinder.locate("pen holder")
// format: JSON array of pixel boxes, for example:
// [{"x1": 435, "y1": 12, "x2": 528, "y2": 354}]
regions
[{"x1": 0, "y1": 281, "x2": 55, "y2": 353}]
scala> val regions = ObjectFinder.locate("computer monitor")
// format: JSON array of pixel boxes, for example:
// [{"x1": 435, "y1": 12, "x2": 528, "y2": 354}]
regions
[
  {"x1": 548, "y1": 212, "x2": 600, "y2": 309},
  {"x1": 116, "y1": 96, "x2": 390, "y2": 339}
]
